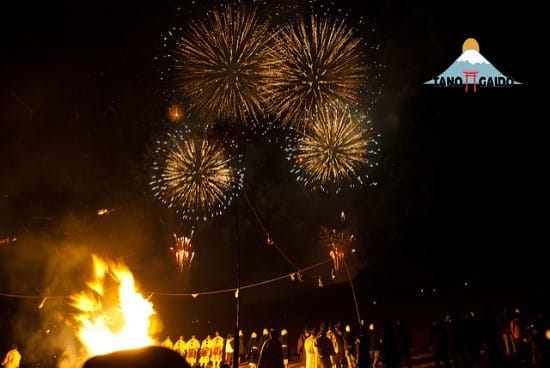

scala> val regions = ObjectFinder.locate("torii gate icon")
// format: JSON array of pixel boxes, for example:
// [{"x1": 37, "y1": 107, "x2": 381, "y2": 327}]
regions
[{"x1": 463, "y1": 70, "x2": 479, "y2": 92}]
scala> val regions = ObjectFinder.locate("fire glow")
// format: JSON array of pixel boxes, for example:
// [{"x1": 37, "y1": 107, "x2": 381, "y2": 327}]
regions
[{"x1": 70, "y1": 255, "x2": 158, "y2": 356}]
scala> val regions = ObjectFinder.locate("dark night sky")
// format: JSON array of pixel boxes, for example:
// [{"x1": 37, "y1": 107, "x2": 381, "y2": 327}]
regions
[{"x1": 0, "y1": 0, "x2": 542, "y2": 348}]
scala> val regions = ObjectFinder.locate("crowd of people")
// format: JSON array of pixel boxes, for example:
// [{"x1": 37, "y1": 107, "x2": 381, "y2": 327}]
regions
[
  {"x1": 2, "y1": 306, "x2": 548, "y2": 368},
  {"x1": 292, "y1": 309, "x2": 550, "y2": 368},
  {"x1": 158, "y1": 328, "x2": 289, "y2": 368},
  {"x1": 157, "y1": 322, "x2": 365, "y2": 368},
  {"x1": 157, "y1": 307, "x2": 550, "y2": 368},
  {"x1": 427, "y1": 308, "x2": 550, "y2": 368},
  {"x1": 295, "y1": 320, "x2": 410, "y2": 368}
]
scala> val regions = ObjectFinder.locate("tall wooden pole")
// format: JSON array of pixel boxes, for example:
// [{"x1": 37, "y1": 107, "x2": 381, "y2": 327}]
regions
[
  {"x1": 343, "y1": 257, "x2": 361, "y2": 330},
  {"x1": 233, "y1": 204, "x2": 241, "y2": 368}
]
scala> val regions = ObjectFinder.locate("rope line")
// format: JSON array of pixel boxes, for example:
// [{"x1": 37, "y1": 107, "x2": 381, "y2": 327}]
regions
[
  {"x1": 0, "y1": 259, "x2": 331, "y2": 300},
  {"x1": 241, "y1": 189, "x2": 302, "y2": 272}
]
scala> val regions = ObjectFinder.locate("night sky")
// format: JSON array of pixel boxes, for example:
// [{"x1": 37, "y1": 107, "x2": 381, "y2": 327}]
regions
[{"x1": 0, "y1": 0, "x2": 540, "y2": 354}]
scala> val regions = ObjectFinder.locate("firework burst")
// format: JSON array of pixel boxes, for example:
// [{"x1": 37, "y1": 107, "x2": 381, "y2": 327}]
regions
[
  {"x1": 174, "y1": 4, "x2": 273, "y2": 126},
  {"x1": 288, "y1": 105, "x2": 378, "y2": 192},
  {"x1": 320, "y1": 226, "x2": 353, "y2": 272},
  {"x1": 171, "y1": 230, "x2": 195, "y2": 272},
  {"x1": 150, "y1": 129, "x2": 244, "y2": 221},
  {"x1": 267, "y1": 14, "x2": 368, "y2": 131}
]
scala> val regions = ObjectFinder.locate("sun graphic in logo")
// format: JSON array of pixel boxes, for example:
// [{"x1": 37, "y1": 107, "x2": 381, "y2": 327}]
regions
[{"x1": 462, "y1": 38, "x2": 480, "y2": 53}]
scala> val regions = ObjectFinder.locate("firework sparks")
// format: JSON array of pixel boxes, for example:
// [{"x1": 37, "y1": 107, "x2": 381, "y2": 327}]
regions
[
  {"x1": 171, "y1": 230, "x2": 195, "y2": 272},
  {"x1": 329, "y1": 246, "x2": 345, "y2": 272},
  {"x1": 168, "y1": 104, "x2": 184, "y2": 122},
  {"x1": 267, "y1": 14, "x2": 368, "y2": 131},
  {"x1": 320, "y1": 226, "x2": 355, "y2": 249},
  {"x1": 288, "y1": 105, "x2": 378, "y2": 192},
  {"x1": 150, "y1": 129, "x2": 243, "y2": 221},
  {"x1": 174, "y1": 4, "x2": 273, "y2": 125},
  {"x1": 320, "y1": 226, "x2": 353, "y2": 272}
]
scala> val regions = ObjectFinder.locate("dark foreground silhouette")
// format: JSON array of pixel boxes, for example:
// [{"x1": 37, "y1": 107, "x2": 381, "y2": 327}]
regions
[{"x1": 82, "y1": 346, "x2": 190, "y2": 368}]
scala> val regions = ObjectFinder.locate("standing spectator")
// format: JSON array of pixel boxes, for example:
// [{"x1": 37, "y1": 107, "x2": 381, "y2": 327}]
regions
[
  {"x1": 429, "y1": 320, "x2": 450, "y2": 368},
  {"x1": 239, "y1": 330, "x2": 247, "y2": 363},
  {"x1": 367, "y1": 324, "x2": 381, "y2": 368},
  {"x1": 343, "y1": 325, "x2": 357, "y2": 368},
  {"x1": 533, "y1": 312, "x2": 550, "y2": 366},
  {"x1": 163, "y1": 336, "x2": 174, "y2": 350},
  {"x1": 510, "y1": 308, "x2": 524, "y2": 358},
  {"x1": 174, "y1": 336, "x2": 186, "y2": 357},
  {"x1": 395, "y1": 320, "x2": 412, "y2": 368},
  {"x1": 327, "y1": 327, "x2": 339, "y2": 368},
  {"x1": 279, "y1": 329, "x2": 290, "y2": 368},
  {"x1": 1, "y1": 345, "x2": 21, "y2": 368},
  {"x1": 480, "y1": 307, "x2": 501, "y2": 366},
  {"x1": 527, "y1": 324, "x2": 544, "y2": 367},
  {"x1": 297, "y1": 328, "x2": 311, "y2": 366},
  {"x1": 199, "y1": 335, "x2": 212, "y2": 368},
  {"x1": 463, "y1": 312, "x2": 481, "y2": 366},
  {"x1": 333, "y1": 323, "x2": 345, "y2": 368},
  {"x1": 186, "y1": 335, "x2": 201, "y2": 367},
  {"x1": 305, "y1": 328, "x2": 318, "y2": 368},
  {"x1": 381, "y1": 320, "x2": 400, "y2": 368},
  {"x1": 260, "y1": 329, "x2": 270, "y2": 354},
  {"x1": 500, "y1": 308, "x2": 515, "y2": 356},
  {"x1": 356, "y1": 326, "x2": 371, "y2": 368},
  {"x1": 211, "y1": 332, "x2": 225, "y2": 368},
  {"x1": 258, "y1": 329, "x2": 284, "y2": 368},
  {"x1": 315, "y1": 327, "x2": 336, "y2": 368},
  {"x1": 248, "y1": 332, "x2": 260, "y2": 368},
  {"x1": 444, "y1": 315, "x2": 464, "y2": 368},
  {"x1": 225, "y1": 333, "x2": 235, "y2": 366}
]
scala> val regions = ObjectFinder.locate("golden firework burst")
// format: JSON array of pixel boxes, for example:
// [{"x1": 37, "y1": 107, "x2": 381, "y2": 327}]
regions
[
  {"x1": 267, "y1": 15, "x2": 368, "y2": 131},
  {"x1": 291, "y1": 105, "x2": 377, "y2": 192},
  {"x1": 174, "y1": 4, "x2": 273, "y2": 126},
  {"x1": 150, "y1": 130, "x2": 243, "y2": 220}
]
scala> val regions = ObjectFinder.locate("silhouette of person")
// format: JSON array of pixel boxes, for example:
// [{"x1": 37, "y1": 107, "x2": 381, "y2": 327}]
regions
[
  {"x1": 356, "y1": 326, "x2": 371, "y2": 368},
  {"x1": 429, "y1": 320, "x2": 450, "y2": 368},
  {"x1": 315, "y1": 327, "x2": 335, "y2": 368},
  {"x1": 258, "y1": 328, "x2": 284, "y2": 368},
  {"x1": 381, "y1": 320, "x2": 400, "y2": 368},
  {"x1": 395, "y1": 319, "x2": 412, "y2": 368}
]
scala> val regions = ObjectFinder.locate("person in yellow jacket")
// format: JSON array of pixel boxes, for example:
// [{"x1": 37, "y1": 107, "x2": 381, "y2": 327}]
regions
[
  {"x1": 162, "y1": 336, "x2": 174, "y2": 350},
  {"x1": 199, "y1": 335, "x2": 212, "y2": 367},
  {"x1": 1, "y1": 344, "x2": 21, "y2": 368},
  {"x1": 304, "y1": 330, "x2": 318, "y2": 368},
  {"x1": 210, "y1": 331, "x2": 225, "y2": 368},
  {"x1": 186, "y1": 335, "x2": 201, "y2": 367},
  {"x1": 173, "y1": 336, "x2": 187, "y2": 357}
]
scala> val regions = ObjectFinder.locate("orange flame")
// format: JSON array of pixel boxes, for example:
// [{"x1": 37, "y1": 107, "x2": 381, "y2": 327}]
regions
[{"x1": 70, "y1": 255, "x2": 158, "y2": 356}]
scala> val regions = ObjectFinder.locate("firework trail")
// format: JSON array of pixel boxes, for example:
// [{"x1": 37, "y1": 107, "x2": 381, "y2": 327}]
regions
[
  {"x1": 320, "y1": 226, "x2": 352, "y2": 272},
  {"x1": 172, "y1": 229, "x2": 195, "y2": 272}
]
